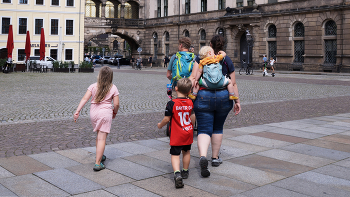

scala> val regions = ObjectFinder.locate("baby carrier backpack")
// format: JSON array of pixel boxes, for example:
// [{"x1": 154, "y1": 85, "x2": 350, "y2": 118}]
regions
[
  {"x1": 202, "y1": 62, "x2": 224, "y2": 84},
  {"x1": 171, "y1": 51, "x2": 195, "y2": 85}
]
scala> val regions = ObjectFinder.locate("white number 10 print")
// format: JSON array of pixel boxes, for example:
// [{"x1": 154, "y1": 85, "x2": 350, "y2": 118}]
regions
[{"x1": 178, "y1": 112, "x2": 191, "y2": 126}]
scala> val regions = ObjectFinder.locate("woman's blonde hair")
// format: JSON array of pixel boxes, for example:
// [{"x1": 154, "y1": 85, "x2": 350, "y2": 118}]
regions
[
  {"x1": 95, "y1": 66, "x2": 113, "y2": 103},
  {"x1": 199, "y1": 46, "x2": 212, "y2": 59}
]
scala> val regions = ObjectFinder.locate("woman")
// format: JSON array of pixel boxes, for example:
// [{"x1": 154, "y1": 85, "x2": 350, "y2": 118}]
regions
[{"x1": 189, "y1": 35, "x2": 241, "y2": 178}]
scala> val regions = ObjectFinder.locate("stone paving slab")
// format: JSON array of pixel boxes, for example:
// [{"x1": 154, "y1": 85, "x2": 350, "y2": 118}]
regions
[
  {"x1": 257, "y1": 149, "x2": 335, "y2": 168},
  {"x1": 240, "y1": 184, "x2": 310, "y2": 197},
  {"x1": 67, "y1": 163, "x2": 134, "y2": 188},
  {"x1": 28, "y1": 152, "x2": 81, "y2": 169},
  {"x1": 123, "y1": 154, "x2": 173, "y2": 173},
  {"x1": 228, "y1": 154, "x2": 313, "y2": 177},
  {"x1": 250, "y1": 131, "x2": 309, "y2": 143},
  {"x1": 34, "y1": 168, "x2": 103, "y2": 195},
  {"x1": 0, "y1": 174, "x2": 69, "y2": 196},
  {"x1": 105, "y1": 183, "x2": 161, "y2": 197},
  {"x1": 267, "y1": 127, "x2": 326, "y2": 139},
  {"x1": 334, "y1": 158, "x2": 350, "y2": 168},
  {"x1": 312, "y1": 164, "x2": 350, "y2": 181},
  {"x1": 72, "y1": 190, "x2": 116, "y2": 197},
  {"x1": 0, "y1": 184, "x2": 17, "y2": 196},
  {"x1": 210, "y1": 162, "x2": 285, "y2": 186},
  {"x1": 294, "y1": 171, "x2": 350, "y2": 191},
  {"x1": 320, "y1": 134, "x2": 350, "y2": 145},
  {"x1": 132, "y1": 139, "x2": 170, "y2": 151},
  {"x1": 272, "y1": 176, "x2": 350, "y2": 197},
  {"x1": 229, "y1": 135, "x2": 293, "y2": 148},
  {"x1": 302, "y1": 138, "x2": 350, "y2": 153},
  {"x1": 55, "y1": 148, "x2": 96, "y2": 164},
  {"x1": 108, "y1": 142, "x2": 159, "y2": 154},
  {"x1": 106, "y1": 158, "x2": 165, "y2": 180},
  {"x1": 0, "y1": 166, "x2": 14, "y2": 179},
  {"x1": 0, "y1": 155, "x2": 52, "y2": 176},
  {"x1": 282, "y1": 144, "x2": 350, "y2": 161},
  {"x1": 221, "y1": 139, "x2": 271, "y2": 153},
  {"x1": 298, "y1": 126, "x2": 347, "y2": 135}
]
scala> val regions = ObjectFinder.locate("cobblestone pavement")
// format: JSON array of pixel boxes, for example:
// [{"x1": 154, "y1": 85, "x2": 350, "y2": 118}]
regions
[{"x1": 0, "y1": 66, "x2": 350, "y2": 157}]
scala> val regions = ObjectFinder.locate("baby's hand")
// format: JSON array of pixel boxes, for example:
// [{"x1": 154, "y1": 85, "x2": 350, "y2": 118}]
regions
[
  {"x1": 157, "y1": 123, "x2": 162, "y2": 129},
  {"x1": 218, "y1": 51, "x2": 226, "y2": 57}
]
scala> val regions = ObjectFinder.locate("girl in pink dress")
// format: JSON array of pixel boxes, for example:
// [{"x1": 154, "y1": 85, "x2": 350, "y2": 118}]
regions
[{"x1": 74, "y1": 66, "x2": 119, "y2": 171}]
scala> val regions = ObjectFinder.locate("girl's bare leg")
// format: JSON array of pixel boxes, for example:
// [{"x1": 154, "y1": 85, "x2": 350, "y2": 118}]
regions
[{"x1": 95, "y1": 131, "x2": 108, "y2": 165}]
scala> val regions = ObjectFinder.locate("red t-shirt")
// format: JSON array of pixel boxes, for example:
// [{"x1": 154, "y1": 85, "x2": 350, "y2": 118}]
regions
[{"x1": 165, "y1": 98, "x2": 194, "y2": 146}]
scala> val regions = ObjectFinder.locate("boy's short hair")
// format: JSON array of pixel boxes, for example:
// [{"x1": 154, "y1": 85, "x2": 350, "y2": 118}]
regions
[
  {"x1": 199, "y1": 46, "x2": 212, "y2": 59},
  {"x1": 178, "y1": 37, "x2": 192, "y2": 49},
  {"x1": 176, "y1": 78, "x2": 192, "y2": 95}
]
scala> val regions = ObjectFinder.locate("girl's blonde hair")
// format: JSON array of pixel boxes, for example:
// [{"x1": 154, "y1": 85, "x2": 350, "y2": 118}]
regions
[
  {"x1": 199, "y1": 46, "x2": 212, "y2": 59},
  {"x1": 95, "y1": 66, "x2": 113, "y2": 103}
]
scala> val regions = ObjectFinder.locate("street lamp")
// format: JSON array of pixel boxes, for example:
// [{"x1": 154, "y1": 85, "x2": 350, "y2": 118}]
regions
[{"x1": 246, "y1": 30, "x2": 253, "y2": 67}]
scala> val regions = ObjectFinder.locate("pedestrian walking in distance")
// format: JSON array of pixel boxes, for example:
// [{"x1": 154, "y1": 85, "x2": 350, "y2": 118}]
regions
[{"x1": 73, "y1": 66, "x2": 120, "y2": 171}]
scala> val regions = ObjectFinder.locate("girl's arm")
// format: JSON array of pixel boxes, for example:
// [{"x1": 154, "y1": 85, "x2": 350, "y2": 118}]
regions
[
  {"x1": 74, "y1": 90, "x2": 92, "y2": 121},
  {"x1": 229, "y1": 71, "x2": 241, "y2": 115},
  {"x1": 158, "y1": 116, "x2": 171, "y2": 129},
  {"x1": 112, "y1": 95, "x2": 120, "y2": 119}
]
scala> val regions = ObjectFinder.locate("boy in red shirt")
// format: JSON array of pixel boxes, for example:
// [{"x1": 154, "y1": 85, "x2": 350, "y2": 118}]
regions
[{"x1": 157, "y1": 78, "x2": 195, "y2": 188}]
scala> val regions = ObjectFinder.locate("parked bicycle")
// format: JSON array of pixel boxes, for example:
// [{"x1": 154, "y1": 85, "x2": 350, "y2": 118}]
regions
[{"x1": 239, "y1": 60, "x2": 253, "y2": 75}]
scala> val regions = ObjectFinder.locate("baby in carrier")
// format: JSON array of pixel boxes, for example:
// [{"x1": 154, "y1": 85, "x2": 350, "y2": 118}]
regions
[{"x1": 190, "y1": 46, "x2": 238, "y2": 100}]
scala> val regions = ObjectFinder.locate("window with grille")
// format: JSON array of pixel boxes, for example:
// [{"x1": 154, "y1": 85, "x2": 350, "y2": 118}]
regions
[
  {"x1": 66, "y1": 20, "x2": 73, "y2": 35},
  {"x1": 67, "y1": 0, "x2": 73, "y2": 6},
  {"x1": 236, "y1": 0, "x2": 243, "y2": 7},
  {"x1": 52, "y1": 0, "x2": 59, "y2": 6},
  {"x1": 294, "y1": 22, "x2": 304, "y2": 37},
  {"x1": 36, "y1": 0, "x2": 43, "y2": 5},
  {"x1": 200, "y1": 30, "x2": 206, "y2": 40},
  {"x1": 294, "y1": 41, "x2": 304, "y2": 63},
  {"x1": 325, "y1": 20, "x2": 337, "y2": 36},
  {"x1": 113, "y1": 40, "x2": 118, "y2": 50},
  {"x1": 124, "y1": 3, "x2": 132, "y2": 19},
  {"x1": 19, "y1": 18, "x2": 27, "y2": 34},
  {"x1": 3, "y1": 0, "x2": 11, "y2": 3},
  {"x1": 164, "y1": 0, "x2": 168, "y2": 17},
  {"x1": 157, "y1": 0, "x2": 161, "y2": 17},
  {"x1": 165, "y1": 32, "x2": 169, "y2": 41},
  {"x1": 50, "y1": 49, "x2": 57, "y2": 60},
  {"x1": 18, "y1": 49, "x2": 26, "y2": 61},
  {"x1": 218, "y1": 0, "x2": 225, "y2": 10},
  {"x1": 2, "y1": 18, "x2": 10, "y2": 34},
  {"x1": 184, "y1": 30, "x2": 189, "y2": 37},
  {"x1": 85, "y1": 0, "x2": 96, "y2": 17},
  {"x1": 34, "y1": 49, "x2": 40, "y2": 56},
  {"x1": 105, "y1": 1, "x2": 114, "y2": 18},
  {"x1": 248, "y1": 0, "x2": 255, "y2": 6},
  {"x1": 201, "y1": 0, "x2": 207, "y2": 12},
  {"x1": 268, "y1": 41, "x2": 276, "y2": 60},
  {"x1": 51, "y1": 19, "x2": 58, "y2": 35},
  {"x1": 65, "y1": 49, "x2": 73, "y2": 60},
  {"x1": 185, "y1": 0, "x2": 190, "y2": 14},
  {"x1": 20, "y1": 0, "x2": 28, "y2": 4},
  {"x1": 324, "y1": 40, "x2": 337, "y2": 64},
  {"x1": 166, "y1": 44, "x2": 169, "y2": 56},
  {"x1": 268, "y1": 25, "x2": 276, "y2": 38},
  {"x1": 35, "y1": 19, "x2": 43, "y2": 35}
]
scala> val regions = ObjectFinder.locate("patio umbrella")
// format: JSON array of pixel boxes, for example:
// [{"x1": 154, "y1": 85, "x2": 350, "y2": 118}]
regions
[
  {"x1": 39, "y1": 28, "x2": 45, "y2": 61},
  {"x1": 6, "y1": 25, "x2": 14, "y2": 62},
  {"x1": 25, "y1": 31, "x2": 31, "y2": 61}
]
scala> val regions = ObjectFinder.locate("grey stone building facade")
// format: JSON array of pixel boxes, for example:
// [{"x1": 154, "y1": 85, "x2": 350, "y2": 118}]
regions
[{"x1": 85, "y1": 0, "x2": 350, "y2": 72}]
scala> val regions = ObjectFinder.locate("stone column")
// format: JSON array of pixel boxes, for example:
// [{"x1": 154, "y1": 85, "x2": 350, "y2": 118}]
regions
[
  {"x1": 121, "y1": 4, "x2": 125, "y2": 18},
  {"x1": 101, "y1": 2, "x2": 106, "y2": 18}
]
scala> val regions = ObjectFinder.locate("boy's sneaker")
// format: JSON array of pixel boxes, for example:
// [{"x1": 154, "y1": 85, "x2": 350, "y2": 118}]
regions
[
  {"x1": 199, "y1": 156, "x2": 210, "y2": 177},
  {"x1": 181, "y1": 170, "x2": 189, "y2": 179},
  {"x1": 211, "y1": 157, "x2": 223, "y2": 167},
  {"x1": 174, "y1": 172, "x2": 184, "y2": 188},
  {"x1": 93, "y1": 163, "x2": 105, "y2": 171}
]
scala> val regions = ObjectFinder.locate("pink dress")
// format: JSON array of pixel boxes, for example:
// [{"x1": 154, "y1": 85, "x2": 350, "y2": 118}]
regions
[{"x1": 88, "y1": 83, "x2": 119, "y2": 133}]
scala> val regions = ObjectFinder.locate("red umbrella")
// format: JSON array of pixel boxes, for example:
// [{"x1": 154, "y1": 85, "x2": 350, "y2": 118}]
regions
[
  {"x1": 25, "y1": 31, "x2": 31, "y2": 62},
  {"x1": 39, "y1": 28, "x2": 45, "y2": 61},
  {"x1": 6, "y1": 25, "x2": 14, "y2": 61}
]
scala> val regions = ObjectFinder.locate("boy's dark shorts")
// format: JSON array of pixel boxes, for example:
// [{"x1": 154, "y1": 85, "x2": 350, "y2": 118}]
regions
[{"x1": 170, "y1": 145, "x2": 192, "y2": 155}]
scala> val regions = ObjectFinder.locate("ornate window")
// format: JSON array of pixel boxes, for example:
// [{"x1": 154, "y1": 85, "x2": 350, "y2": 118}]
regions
[
  {"x1": 153, "y1": 33, "x2": 158, "y2": 59},
  {"x1": 236, "y1": 0, "x2": 243, "y2": 7},
  {"x1": 218, "y1": 0, "x2": 225, "y2": 10},
  {"x1": 105, "y1": 1, "x2": 115, "y2": 18},
  {"x1": 124, "y1": 3, "x2": 132, "y2": 19},
  {"x1": 165, "y1": 32, "x2": 169, "y2": 41},
  {"x1": 85, "y1": 0, "x2": 96, "y2": 17},
  {"x1": 324, "y1": 20, "x2": 337, "y2": 64},
  {"x1": 294, "y1": 22, "x2": 304, "y2": 63},
  {"x1": 268, "y1": 24, "x2": 277, "y2": 59},
  {"x1": 185, "y1": 0, "x2": 190, "y2": 14},
  {"x1": 201, "y1": 0, "x2": 207, "y2": 12},
  {"x1": 247, "y1": 0, "x2": 255, "y2": 6},
  {"x1": 35, "y1": 19, "x2": 43, "y2": 35}
]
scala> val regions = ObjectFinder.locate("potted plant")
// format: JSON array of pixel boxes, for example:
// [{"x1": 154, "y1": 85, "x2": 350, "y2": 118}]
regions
[
  {"x1": 55, "y1": 61, "x2": 70, "y2": 72},
  {"x1": 70, "y1": 61, "x2": 75, "y2": 72},
  {"x1": 79, "y1": 61, "x2": 94, "y2": 73},
  {"x1": 0, "y1": 59, "x2": 6, "y2": 72}
]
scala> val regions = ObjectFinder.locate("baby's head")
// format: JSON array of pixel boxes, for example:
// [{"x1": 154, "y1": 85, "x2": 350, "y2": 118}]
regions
[
  {"x1": 199, "y1": 46, "x2": 215, "y2": 59},
  {"x1": 176, "y1": 78, "x2": 192, "y2": 96}
]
